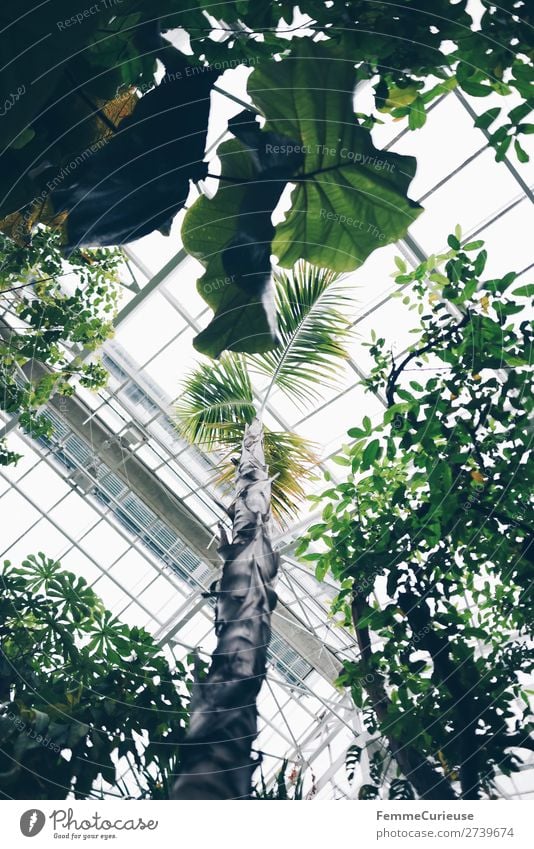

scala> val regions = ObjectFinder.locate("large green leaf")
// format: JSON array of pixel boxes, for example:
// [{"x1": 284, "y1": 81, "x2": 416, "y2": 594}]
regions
[
  {"x1": 183, "y1": 115, "x2": 303, "y2": 357},
  {"x1": 181, "y1": 137, "x2": 279, "y2": 357},
  {"x1": 0, "y1": 1, "x2": 146, "y2": 225},
  {"x1": 51, "y1": 60, "x2": 217, "y2": 249},
  {"x1": 248, "y1": 41, "x2": 423, "y2": 271},
  {"x1": 0, "y1": 1, "x2": 111, "y2": 154}
]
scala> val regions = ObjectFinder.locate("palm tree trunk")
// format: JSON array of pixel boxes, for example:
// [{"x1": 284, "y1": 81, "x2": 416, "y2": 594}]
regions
[{"x1": 172, "y1": 417, "x2": 279, "y2": 799}]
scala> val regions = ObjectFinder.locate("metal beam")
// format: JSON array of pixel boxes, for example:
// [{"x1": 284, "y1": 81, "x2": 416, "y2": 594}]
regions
[
  {"x1": 27, "y1": 360, "x2": 219, "y2": 568},
  {"x1": 113, "y1": 247, "x2": 188, "y2": 327},
  {"x1": 272, "y1": 606, "x2": 342, "y2": 683}
]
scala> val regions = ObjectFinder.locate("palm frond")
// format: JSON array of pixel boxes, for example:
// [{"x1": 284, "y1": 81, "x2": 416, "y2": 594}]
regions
[
  {"x1": 249, "y1": 260, "x2": 354, "y2": 410},
  {"x1": 216, "y1": 428, "x2": 318, "y2": 524},
  {"x1": 174, "y1": 354, "x2": 256, "y2": 450},
  {"x1": 175, "y1": 261, "x2": 352, "y2": 521}
]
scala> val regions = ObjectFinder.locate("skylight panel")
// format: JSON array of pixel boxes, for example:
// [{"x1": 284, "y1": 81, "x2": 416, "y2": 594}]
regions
[
  {"x1": 127, "y1": 207, "x2": 188, "y2": 276},
  {"x1": 115, "y1": 292, "x2": 187, "y2": 363},
  {"x1": 48, "y1": 489, "x2": 101, "y2": 537},
  {"x1": 408, "y1": 147, "x2": 521, "y2": 251},
  {"x1": 142, "y1": 327, "x2": 200, "y2": 397},
  {"x1": 392, "y1": 94, "x2": 484, "y2": 198},
  {"x1": 81, "y1": 522, "x2": 131, "y2": 568},
  {"x1": 475, "y1": 198, "x2": 534, "y2": 278},
  {"x1": 108, "y1": 546, "x2": 157, "y2": 593}
]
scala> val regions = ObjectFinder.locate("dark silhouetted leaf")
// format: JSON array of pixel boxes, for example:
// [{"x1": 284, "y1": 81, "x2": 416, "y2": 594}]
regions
[
  {"x1": 346, "y1": 743, "x2": 363, "y2": 783},
  {"x1": 358, "y1": 783, "x2": 380, "y2": 799},
  {"x1": 52, "y1": 57, "x2": 218, "y2": 248}
]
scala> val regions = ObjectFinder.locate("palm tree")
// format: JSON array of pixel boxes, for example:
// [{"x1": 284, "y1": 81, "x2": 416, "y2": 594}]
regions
[{"x1": 171, "y1": 262, "x2": 353, "y2": 799}]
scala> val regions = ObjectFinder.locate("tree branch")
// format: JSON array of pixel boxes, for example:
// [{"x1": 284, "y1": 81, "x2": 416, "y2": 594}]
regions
[
  {"x1": 351, "y1": 594, "x2": 458, "y2": 800},
  {"x1": 399, "y1": 589, "x2": 481, "y2": 800},
  {"x1": 385, "y1": 312, "x2": 471, "y2": 407}
]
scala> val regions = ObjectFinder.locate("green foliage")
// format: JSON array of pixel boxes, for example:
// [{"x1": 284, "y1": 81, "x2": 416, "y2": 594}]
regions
[
  {"x1": 0, "y1": 444, "x2": 22, "y2": 467},
  {"x1": 50, "y1": 58, "x2": 217, "y2": 250},
  {"x1": 189, "y1": 1, "x2": 533, "y2": 163},
  {"x1": 250, "y1": 263, "x2": 353, "y2": 407},
  {"x1": 0, "y1": 228, "x2": 120, "y2": 464},
  {"x1": 3, "y1": 3, "x2": 529, "y2": 357},
  {"x1": 298, "y1": 234, "x2": 533, "y2": 798},
  {"x1": 252, "y1": 759, "x2": 307, "y2": 800},
  {"x1": 182, "y1": 5, "x2": 530, "y2": 354},
  {"x1": 0, "y1": 3, "x2": 221, "y2": 246},
  {"x1": 185, "y1": 45, "x2": 422, "y2": 352},
  {"x1": 176, "y1": 354, "x2": 256, "y2": 447},
  {"x1": 175, "y1": 350, "x2": 319, "y2": 521},
  {"x1": 182, "y1": 135, "x2": 287, "y2": 357},
  {"x1": 176, "y1": 262, "x2": 352, "y2": 521},
  {"x1": 0, "y1": 1, "x2": 146, "y2": 229},
  {"x1": 248, "y1": 41, "x2": 423, "y2": 271},
  {"x1": 0, "y1": 553, "x2": 194, "y2": 799}
]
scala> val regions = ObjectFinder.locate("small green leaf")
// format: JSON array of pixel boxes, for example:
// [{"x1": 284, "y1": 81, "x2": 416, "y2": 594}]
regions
[
  {"x1": 408, "y1": 95, "x2": 427, "y2": 130},
  {"x1": 332, "y1": 455, "x2": 351, "y2": 466},
  {"x1": 514, "y1": 139, "x2": 529, "y2": 163},
  {"x1": 361, "y1": 438, "x2": 381, "y2": 470},
  {"x1": 474, "y1": 107, "x2": 501, "y2": 130},
  {"x1": 495, "y1": 135, "x2": 512, "y2": 162},
  {"x1": 512, "y1": 284, "x2": 533, "y2": 297},
  {"x1": 348, "y1": 426, "x2": 367, "y2": 438},
  {"x1": 315, "y1": 561, "x2": 329, "y2": 581}
]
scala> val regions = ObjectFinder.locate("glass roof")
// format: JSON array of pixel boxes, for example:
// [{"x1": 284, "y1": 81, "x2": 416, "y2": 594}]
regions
[{"x1": 1, "y1": 66, "x2": 533, "y2": 800}]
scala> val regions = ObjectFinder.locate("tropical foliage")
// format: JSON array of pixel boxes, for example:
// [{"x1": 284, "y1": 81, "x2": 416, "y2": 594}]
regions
[
  {"x1": 0, "y1": 229, "x2": 120, "y2": 465},
  {"x1": 172, "y1": 262, "x2": 354, "y2": 797},
  {"x1": 184, "y1": 55, "x2": 422, "y2": 354},
  {"x1": 2, "y1": 3, "x2": 530, "y2": 356},
  {"x1": 247, "y1": 43, "x2": 423, "y2": 271},
  {"x1": 176, "y1": 261, "x2": 353, "y2": 520},
  {"x1": 0, "y1": 553, "x2": 194, "y2": 799},
  {"x1": 297, "y1": 234, "x2": 533, "y2": 799},
  {"x1": 195, "y1": 0, "x2": 533, "y2": 161},
  {"x1": 0, "y1": 2, "x2": 214, "y2": 246},
  {"x1": 0, "y1": 1, "x2": 532, "y2": 802}
]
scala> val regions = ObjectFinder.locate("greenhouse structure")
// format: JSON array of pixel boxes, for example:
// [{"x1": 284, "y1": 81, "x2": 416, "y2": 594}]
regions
[{"x1": 0, "y1": 0, "x2": 532, "y2": 810}]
